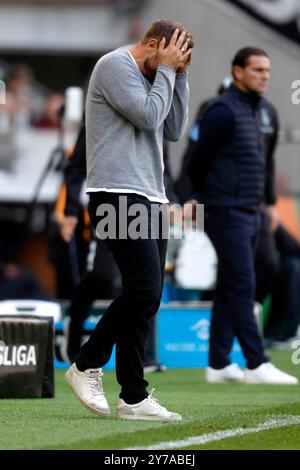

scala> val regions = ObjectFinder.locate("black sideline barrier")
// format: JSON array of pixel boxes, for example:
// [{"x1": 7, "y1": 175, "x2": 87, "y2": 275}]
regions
[{"x1": 0, "y1": 315, "x2": 54, "y2": 398}]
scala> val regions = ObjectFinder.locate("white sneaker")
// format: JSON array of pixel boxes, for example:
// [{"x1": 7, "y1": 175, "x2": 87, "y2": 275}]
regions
[
  {"x1": 65, "y1": 363, "x2": 110, "y2": 416},
  {"x1": 244, "y1": 362, "x2": 298, "y2": 385},
  {"x1": 117, "y1": 389, "x2": 182, "y2": 422},
  {"x1": 205, "y1": 363, "x2": 245, "y2": 383}
]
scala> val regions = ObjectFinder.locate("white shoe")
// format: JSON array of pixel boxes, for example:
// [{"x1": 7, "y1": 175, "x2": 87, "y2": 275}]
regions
[
  {"x1": 205, "y1": 363, "x2": 245, "y2": 383},
  {"x1": 65, "y1": 363, "x2": 110, "y2": 416},
  {"x1": 244, "y1": 362, "x2": 298, "y2": 385},
  {"x1": 117, "y1": 389, "x2": 182, "y2": 422}
]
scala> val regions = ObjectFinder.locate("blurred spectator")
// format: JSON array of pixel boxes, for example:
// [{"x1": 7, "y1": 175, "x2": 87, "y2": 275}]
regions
[
  {"x1": 32, "y1": 92, "x2": 64, "y2": 129},
  {"x1": 0, "y1": 262, "x2": 48, "y2": 300},
  {"x1": 256, "y1": 213, "x2": 300, "y2": 346},
  {"x1": 0, "y1": 207, "x2": 28, "y2": 264},
  {"x1": 5, "y1": 63, "x2": 45, "y2": 129},
  {"x1": 48, "y1": 184, "x2": 90, "y2": 299}
]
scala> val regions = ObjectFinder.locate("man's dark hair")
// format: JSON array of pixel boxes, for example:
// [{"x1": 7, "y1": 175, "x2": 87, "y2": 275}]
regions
[
  {"x1": 232, "y1": 47, "x2": 269, "y2": 69},
  {"x1": 231, "y1": 47, "x2": 269, "y2": 80},
  {"x1": 141, "y1": 19, "x2": 194, "y2": 49}
]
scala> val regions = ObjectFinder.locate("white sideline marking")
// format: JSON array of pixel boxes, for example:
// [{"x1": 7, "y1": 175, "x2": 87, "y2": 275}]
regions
[{"x1": 125, "y1": 416, "x2": 300, "y2": 450}]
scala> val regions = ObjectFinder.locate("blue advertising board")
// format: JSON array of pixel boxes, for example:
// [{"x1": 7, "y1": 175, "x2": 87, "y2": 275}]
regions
[
  {"x1": 157, "y1": 305, "x2": 246, "y2": 368},
  {"x1": 55, "y1": 302, "x2": 246, "y2": 369}
]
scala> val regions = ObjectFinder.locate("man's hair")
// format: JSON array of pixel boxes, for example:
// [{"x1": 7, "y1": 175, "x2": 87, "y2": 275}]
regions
[
  {"x1": 232, "y1": 47, "x2": 269, "y2": 69},
  {"x1": 141, "y1": 19, "x2": 194, "y2": 49}
]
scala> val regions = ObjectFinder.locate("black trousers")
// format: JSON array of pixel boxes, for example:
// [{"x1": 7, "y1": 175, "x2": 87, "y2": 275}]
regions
[
  {"x1": 75, "y1": 192, "x2": 168, "y2": 404},
  {"x1": 204, "y1": 207, "x2": 268, "y2": 369}
]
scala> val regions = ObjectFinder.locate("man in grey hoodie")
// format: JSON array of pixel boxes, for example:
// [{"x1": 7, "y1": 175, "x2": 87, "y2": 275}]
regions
[{"x1": 65, "y1": 19, "x2": 193, "y2": 421}]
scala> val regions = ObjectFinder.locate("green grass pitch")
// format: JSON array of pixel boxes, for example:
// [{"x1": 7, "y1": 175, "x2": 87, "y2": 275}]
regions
[{"x1": 1, "y1": 349, "x2": 300, "y2": 450}]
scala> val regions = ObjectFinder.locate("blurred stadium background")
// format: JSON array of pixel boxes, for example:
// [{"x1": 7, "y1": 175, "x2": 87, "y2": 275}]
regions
[
  {"x1": 0, "y1": 0, "x2": 300, "y2": 451},
  {"x1": 0, "y1": 0, "x2": 299, "y2": 298}
]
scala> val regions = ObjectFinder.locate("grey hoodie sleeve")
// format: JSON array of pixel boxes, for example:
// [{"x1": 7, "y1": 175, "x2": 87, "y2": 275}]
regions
[
  {"x1": 97, "y1": 54, "x2": 176, "y2": 131},
  {"x1": 164, "y1": 72, "x2": 189, "y2": 142}
]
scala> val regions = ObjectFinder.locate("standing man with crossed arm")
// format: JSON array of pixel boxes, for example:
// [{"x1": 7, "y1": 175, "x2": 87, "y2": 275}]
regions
[{"x1": 65, "y1": 20, "x2": 193, "y2": 421}]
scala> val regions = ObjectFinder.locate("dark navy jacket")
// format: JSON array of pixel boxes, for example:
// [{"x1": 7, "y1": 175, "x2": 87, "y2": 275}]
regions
[{"x1": 188, "y1": 84, "x2": 278, "y2": 210}]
